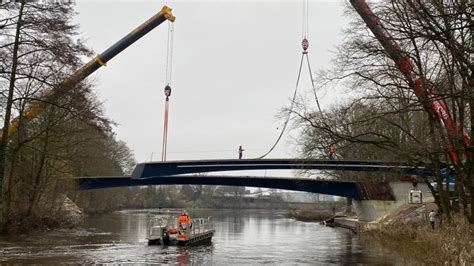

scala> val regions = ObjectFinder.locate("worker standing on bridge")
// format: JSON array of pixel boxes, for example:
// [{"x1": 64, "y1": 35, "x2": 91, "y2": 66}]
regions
[
  {"x1": 328, "y1": 146, "x2": 336, "y2": 160},
  {"x1": 238, "y1": 146, "x2": 245, "y2": 159}
]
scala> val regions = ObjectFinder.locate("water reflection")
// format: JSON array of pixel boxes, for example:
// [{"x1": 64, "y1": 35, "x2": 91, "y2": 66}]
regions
[{"x1": 0, "y1": 209, "x2": 401, "y2": 265}]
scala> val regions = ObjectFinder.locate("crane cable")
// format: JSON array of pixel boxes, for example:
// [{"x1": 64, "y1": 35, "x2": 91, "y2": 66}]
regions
[
  {"x1": 165, "y1": 21, "x2": 174, "y2": 85},
  {"x1": 257, "y1": 0, "x2": 322, "y2": 159},
  {"x1": 302, "y1": 0, "x2": 322, "y2": 113},
  {"x1": 161, "y1": 21, "x2": 174, "y2": 161}
]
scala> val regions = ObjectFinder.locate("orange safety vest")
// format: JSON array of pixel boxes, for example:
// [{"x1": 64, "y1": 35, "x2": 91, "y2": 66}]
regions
[{"x1": 178, "y1": 214, "x2": 191, "y2": 224}]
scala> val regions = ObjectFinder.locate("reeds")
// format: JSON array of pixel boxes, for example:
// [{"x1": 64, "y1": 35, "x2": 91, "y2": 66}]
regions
[
  {"x1": 362, "y1": 215, "x2": 474, "y2": 265},
  {"x1": 288, "y1": 210, "x2": 333, "y2": 222}
]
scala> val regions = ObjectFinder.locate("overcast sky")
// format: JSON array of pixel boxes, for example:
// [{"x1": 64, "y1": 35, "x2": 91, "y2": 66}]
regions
[{"x1": 74, "y1": 1, "x2": 349, "y2": 173}]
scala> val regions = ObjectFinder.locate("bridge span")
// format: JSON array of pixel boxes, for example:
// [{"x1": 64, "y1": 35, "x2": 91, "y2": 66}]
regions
[
  {"x1": 73, "y1": 159, "x2": 432, "y2": 201},
  {"x1": 131, "y1": 159, "x2": 433, "y2": 178},
  {"x1": 76, "y1": 175, "x2": 395, "y2": 200}
]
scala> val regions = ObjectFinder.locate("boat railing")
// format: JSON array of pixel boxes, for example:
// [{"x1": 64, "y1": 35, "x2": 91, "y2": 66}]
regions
[
  {"x1": 180, "y1": 217, "x2": 213, "y2": 237},
  {"x1": 146, "y1": 214, "x2": 174, "y2": 239}
]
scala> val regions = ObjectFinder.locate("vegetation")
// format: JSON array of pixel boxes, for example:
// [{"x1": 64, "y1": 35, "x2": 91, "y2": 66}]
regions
[
  {"x1": 292, "y1": 1, "x2": 473, "y2": 222},
  {"x1": 288, "y1": 210, "x2": 333, "y2": 222},
  {"x1": 74, "y1": 185, "x2": 297, "y2": 214},
  {"x1": 0, "y1": 2, "x2": 135, "y2": 232},
  {"x1": 362, "y1": 215, "x2": 473, "y2": 265}
]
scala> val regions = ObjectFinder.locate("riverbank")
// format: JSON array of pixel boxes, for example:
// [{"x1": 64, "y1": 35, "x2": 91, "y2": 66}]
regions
[
  {"x1": 362, "y1": 215, "x2": 473, "y2": 265},
  {"x1": 2, "y1": 195, "x2": 83, "y2": 234},
  {"x1": 294, "y1": 205, "x2": 473, "y2": 264},
  {"x1": 288, "y1": 209, "x2": 333, "y2": 222},
  {"x1": 357, "y1": 202, "x2": 474, "y2": 264}
]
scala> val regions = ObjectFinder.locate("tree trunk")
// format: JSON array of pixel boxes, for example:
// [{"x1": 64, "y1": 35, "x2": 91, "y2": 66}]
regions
[
  {"x1": 433, "y1": 156, "x2": 451, "y2": 215},
  {"x1": 0, "y1": 1, "x2": 25, "y2": 228},
  {"x1": 26, "y1": 121, "x2": 50, "y2": 217},
  {"x1": 469, "y1": 71, "x2": 474, "y2": 223},
  {"x1": 4, "y1": 151, "x2": 18, "y2": 223}
]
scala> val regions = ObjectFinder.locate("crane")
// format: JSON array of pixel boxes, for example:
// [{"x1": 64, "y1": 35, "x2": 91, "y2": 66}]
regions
[
  {"x1": 0, "y1": 5, "x2": 175, "y2": 139},
  {"x1": 2, "y1": 1, "x2": 465, "y2": 166},
  {"x1": 261, "y1": 0, "x2": 467, "y2": 166},
  {"x1": 349, "y1": 0, "x2": 468, "y2": 166}
]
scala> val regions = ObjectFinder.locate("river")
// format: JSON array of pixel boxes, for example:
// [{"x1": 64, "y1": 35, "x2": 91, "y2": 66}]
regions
[{"x1": 0, "y1": 209, "x2": 401, "y2": 265}]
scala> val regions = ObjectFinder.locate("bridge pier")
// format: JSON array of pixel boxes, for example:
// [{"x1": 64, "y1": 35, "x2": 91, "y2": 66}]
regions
[{"x1": 354, "y1": 182, "x2": 431, "y2": 221}]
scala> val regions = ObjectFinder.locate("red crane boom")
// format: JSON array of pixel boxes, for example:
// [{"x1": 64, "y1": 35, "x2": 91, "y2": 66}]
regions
[{"x1": 349, "y1": 0, "x2": 467, "y2": 165}]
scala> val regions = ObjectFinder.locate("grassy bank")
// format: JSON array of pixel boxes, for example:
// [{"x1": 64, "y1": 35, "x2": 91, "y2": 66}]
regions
[
  {"x1": 361, "y1": 216, "x2": 473, "y2": 265},
  {"x1": 288, "y1": 210, "x2": 334, "y2": 222}
]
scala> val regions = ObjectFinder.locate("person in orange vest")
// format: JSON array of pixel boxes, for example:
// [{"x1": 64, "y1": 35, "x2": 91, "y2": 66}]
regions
[
  {"x1": 328, "y1": 146, "x2": 336, "y2": 160},
  {"x1": 177, "y1": 210, "x2": 191, "y2": 230}
]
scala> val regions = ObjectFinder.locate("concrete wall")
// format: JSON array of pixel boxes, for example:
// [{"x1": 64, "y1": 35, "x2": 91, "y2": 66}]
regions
[{"x1": 354, "y1": 182, "x2": 431, "y2": 221}]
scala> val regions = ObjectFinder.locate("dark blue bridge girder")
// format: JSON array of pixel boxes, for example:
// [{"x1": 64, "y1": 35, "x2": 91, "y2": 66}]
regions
[
  {"x1": 75, "y1": 175, "x2": 394, "y2": 200},
  {"x1": 131, "y1": 159, "x2": 433, "y2": 178},
  {"x1": 73, "y1": 159, "x2": 428, "y2": 200}
]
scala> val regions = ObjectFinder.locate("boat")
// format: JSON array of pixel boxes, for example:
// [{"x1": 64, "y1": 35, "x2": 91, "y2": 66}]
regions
[{"x1": 146, "y1": 213, "x2": 215, "y2": 246}]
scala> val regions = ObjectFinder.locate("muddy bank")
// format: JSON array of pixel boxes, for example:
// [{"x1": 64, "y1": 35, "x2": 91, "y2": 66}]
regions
[
  {"x1": 288, "y1": 209, "x2": 334, "y2": 222},
  {"x1": 292, "y1": 203, "x2": 473, "y2": 264},
  {"x1": 358, "y1": 204, "x2": 473, "y2": 264},
  {"x1": 3, "y1": 195, "x2": 83, "y2": 234}
]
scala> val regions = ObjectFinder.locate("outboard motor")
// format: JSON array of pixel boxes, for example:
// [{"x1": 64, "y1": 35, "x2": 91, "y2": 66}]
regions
[{"x1": 162, "y1": 228, "x2": 170, "y2": 245}]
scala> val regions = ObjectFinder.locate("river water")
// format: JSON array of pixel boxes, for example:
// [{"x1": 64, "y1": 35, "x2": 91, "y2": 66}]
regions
[{"x1": 0, "y1": 209, "x2": 401, "y2": 265}]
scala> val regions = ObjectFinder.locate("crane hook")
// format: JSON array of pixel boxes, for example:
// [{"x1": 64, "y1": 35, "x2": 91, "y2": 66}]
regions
[
  {"x1": 164, "y1": 84, "x2": 172, "y2": 100},
  {"x1": 302, "y1": 38, "x2": 309, "y2": 53}
]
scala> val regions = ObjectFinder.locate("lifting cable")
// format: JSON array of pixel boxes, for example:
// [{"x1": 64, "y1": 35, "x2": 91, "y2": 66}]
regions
[
  {"x1": 161, "y1": 21, "x2": 174, "y2": 161},
  {"x1": 257, "y1": 0, "x2": 322, "y2": 159}
]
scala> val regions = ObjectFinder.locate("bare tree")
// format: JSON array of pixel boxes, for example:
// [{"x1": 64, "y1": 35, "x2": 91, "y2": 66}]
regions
[
  {"x1": 0, "y1": 2, "x2": 124, "y2": 230},
  {"x1": 294, "y1": 0, "x2": 473, "y2": 222}
]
